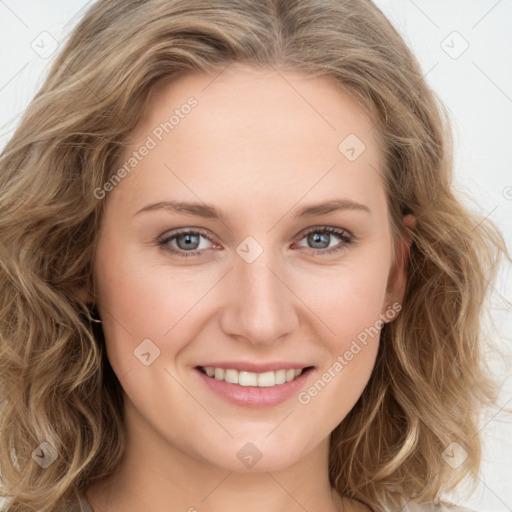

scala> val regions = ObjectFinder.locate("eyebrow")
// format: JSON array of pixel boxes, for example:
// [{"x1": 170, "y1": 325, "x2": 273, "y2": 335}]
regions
[{"x1": 134, "y1": 198, "x2": 371, "y2": 221}]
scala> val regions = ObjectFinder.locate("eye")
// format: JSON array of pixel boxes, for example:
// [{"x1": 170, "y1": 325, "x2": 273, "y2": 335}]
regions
[
  {"x1": 158, "y1": 226, "x2": 353, "y2": 259},
  {"x1": 158, "y1": 228, "x2": 216, "y2": 258},
  {"x1": 293, "y1": 226, "x2": 353, "y2": 256}
]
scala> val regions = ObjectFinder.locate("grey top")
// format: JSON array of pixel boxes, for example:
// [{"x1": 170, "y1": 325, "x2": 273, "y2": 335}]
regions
[
  {"x1": 73, "y1": 494, "x2": 476, "y2": 512},
  {"x1": 0, "y1": 494, "x2": 94, "y2": 512},
  {"x1": 0, "y1": 493, "x2": 477, "y2": 511},
  {"x1": 74, "y1": 493, "x2": 94, "y2": 512},
  {"x1": 402, "y1": 502, "x2": 475, "y2": 512}
]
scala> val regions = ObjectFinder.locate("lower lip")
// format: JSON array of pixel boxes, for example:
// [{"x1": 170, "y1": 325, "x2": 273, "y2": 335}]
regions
[{"x1": 194, "y1": 367, "x2": 315, "y2": 408}]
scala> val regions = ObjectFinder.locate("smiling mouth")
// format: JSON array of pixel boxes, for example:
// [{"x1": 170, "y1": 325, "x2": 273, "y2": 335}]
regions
[{"x1": 196, "y1": 366, "x2": 314, "y2": 387}]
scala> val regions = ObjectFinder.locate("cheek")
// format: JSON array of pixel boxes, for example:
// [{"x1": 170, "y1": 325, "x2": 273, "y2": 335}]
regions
[
  {"x1": 298, "y1": 251, "x2": 391, "y2": 347},
  {"x1": 294, "y1": 261, "x2": 388, "y2": 419}
]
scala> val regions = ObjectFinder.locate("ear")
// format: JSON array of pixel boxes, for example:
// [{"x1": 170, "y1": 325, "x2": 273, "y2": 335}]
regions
[{"x1": 382, "y1": 214, "x2": 416, "y2": 313}]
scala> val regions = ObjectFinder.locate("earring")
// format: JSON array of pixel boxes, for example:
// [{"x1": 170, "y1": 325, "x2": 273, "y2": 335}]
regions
[{"x1": 87, "y1": 304, "x2": 102, "y2": 324}]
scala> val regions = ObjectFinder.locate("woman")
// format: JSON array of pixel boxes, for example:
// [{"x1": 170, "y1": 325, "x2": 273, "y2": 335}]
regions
[{"x1": 0, "y1": 1, "x2": 508, "y2": 511}]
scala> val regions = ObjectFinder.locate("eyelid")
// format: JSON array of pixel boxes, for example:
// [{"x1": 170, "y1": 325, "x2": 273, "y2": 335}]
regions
[
  {"x1": 159, "y1": 226, "x2": 212, "y2": 241},
  {"x1": 295, "y1": 224, "x2": 354, "y2": 241}
]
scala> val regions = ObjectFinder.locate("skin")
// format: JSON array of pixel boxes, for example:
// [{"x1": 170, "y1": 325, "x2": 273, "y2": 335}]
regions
[{"x1": 81, "y1": 64, "x2": 414, "y2": 512}]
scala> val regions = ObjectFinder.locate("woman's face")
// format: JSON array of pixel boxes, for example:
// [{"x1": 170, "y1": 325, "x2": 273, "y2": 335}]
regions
[{"x1": 92, "y1": 65, "x2": 409, "y2": 472}]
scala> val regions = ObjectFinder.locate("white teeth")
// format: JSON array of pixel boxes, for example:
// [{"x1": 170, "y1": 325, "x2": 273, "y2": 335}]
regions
[
  {"x1": 201, "y1": 366, "x2": 306, "y2": 387},
  {"x1": 257, "y1": 371, "x2": 275, "y2": 387},
  {"x1": 224, "y1": 369, "x2": 238, "y2": 384},
  {"x1": 239, "y1": 371, "x2": 257, "y2": 386},
  {"x1": 275, "y1": 369, "x2": 286, "y2": 385}
]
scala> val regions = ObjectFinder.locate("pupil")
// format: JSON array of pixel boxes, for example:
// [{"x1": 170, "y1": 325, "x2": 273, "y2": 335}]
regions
[
  {"x1": 309, "y1": 232, "x2": 329, "y2": 249},
  {"x1": 178, "y1": 233, "x2": 199, "y2": 250}
]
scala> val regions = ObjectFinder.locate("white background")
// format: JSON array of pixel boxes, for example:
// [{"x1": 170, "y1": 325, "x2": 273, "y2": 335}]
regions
[{"x1": 0, "y1": 1, "x2": 510, "y2": 511}]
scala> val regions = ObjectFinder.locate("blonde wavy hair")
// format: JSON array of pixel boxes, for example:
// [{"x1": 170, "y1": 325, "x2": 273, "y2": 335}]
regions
[{"x1": 0, "y1": 0, "x2": 509, "y2": 511}]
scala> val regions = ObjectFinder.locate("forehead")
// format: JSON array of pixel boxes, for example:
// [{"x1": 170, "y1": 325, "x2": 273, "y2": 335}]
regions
[
  {"x1": 138, "y1": 64, "x2": 379, "y2": 154},
  {"x1": 113, "y1": 65, "x2": 387, "y2": 216}
]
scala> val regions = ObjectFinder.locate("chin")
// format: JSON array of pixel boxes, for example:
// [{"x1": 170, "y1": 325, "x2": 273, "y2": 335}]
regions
[{"x1": 197, "y1": 435, "x2": 311, "y2": 473}]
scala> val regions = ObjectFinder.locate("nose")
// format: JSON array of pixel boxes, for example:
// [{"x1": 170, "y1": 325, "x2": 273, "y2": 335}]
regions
[{"x1": 218, "y1": 249, "x2": 299, "y2": 346}]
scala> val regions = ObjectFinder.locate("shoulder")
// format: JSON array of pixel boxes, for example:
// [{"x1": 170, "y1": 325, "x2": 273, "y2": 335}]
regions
[
  {"x1": 0, "y1": 495, "x2": 93, "y2": 512},
  {"x1": 400, "y1": 501, "x2": 476, "y2": 512}
]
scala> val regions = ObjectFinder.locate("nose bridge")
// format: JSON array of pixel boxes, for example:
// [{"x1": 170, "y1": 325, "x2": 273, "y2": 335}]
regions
[{"x1": 219, "y1": 243, "x2": 298, "y2": 344}]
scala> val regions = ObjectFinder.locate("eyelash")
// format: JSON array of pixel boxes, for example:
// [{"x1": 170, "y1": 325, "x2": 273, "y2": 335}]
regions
[{"x1": 157, "y1": 226, "x2": 353, "y2": 259}]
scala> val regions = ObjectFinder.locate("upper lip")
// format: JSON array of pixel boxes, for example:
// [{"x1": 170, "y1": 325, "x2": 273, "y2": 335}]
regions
[{"x1": 196, "y1": 361, "x2": 314, "y2": 373}]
